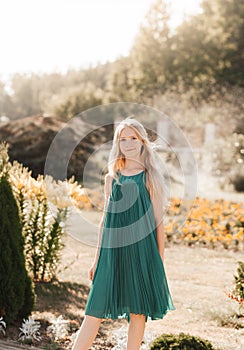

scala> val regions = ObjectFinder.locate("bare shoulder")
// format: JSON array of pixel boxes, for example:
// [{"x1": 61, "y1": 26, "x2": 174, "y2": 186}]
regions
[{"x1": 104, "y1": 173, "x2": 114, "y2": 183}]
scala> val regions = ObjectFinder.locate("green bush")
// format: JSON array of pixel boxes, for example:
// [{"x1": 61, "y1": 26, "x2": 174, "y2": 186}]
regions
[
  {"x1": 0, "y1": 175, "x2": 35, "y2": 324},
  {"x1": 232, "y1": 174, "x2": 244, "y2": 192},
  {"x1": 18, "y1": 188, "x2": 67, "y2": 282},
  {"x1": 150, "y1": 333, "x2": 216, "y2": 350},
  {"x1": 234, "y1": 261, "x2": 244, "y2": 300}
]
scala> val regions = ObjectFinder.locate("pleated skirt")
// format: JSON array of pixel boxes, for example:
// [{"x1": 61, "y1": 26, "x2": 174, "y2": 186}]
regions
[{"x1": 85, "y1": 172, "x2": 175, "y2": 322}]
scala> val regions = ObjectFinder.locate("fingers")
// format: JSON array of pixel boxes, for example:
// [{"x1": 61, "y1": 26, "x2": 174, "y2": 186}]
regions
[
  {"x1": 88, "y1": 264, "x2": 97, "y2": 281},
  {"x1": 89, "y1": 268, "x2": 94, "y2": 281}
]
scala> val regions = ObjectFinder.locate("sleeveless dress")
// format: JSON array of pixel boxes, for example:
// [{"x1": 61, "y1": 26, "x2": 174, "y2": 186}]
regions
[{"x1": 85, "y1": 170, "x2": 175, "y2": 322}]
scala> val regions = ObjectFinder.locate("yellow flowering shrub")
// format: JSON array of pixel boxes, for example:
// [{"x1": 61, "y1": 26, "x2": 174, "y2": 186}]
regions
[{"x1": 165, "y1": 197, "x2": 244, "y2": 250}]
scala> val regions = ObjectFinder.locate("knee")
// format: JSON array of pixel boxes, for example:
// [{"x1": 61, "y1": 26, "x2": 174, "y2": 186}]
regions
[{"x1": 84, "y1": 315, "x2": 103, "y2": 325}]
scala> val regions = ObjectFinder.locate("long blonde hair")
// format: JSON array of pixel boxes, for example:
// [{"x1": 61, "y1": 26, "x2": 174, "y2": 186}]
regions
[{"x1": 108, "y1": 117, "x2": 170, "y2": 210}]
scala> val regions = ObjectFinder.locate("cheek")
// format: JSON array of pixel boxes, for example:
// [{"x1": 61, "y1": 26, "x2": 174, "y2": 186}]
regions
[
  {"x1": 119, "y1": 143, "x2": 124, "y2": 151},
  {"x1": 135, "y1": 141, "x2": 142, "y2": 150}
]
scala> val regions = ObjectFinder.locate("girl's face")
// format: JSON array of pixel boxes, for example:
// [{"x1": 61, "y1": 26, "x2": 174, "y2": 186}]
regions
[{"x1": 119, "y1": 126, "x2": 142, "y2": 159}]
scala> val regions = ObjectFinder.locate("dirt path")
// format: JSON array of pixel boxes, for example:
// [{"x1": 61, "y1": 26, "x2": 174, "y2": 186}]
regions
[{"x1": 59, "y1": 232, "x2": 244, "y2": 350}]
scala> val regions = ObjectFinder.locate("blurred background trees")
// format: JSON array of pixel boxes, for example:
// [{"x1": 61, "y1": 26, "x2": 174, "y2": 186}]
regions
[
  {"x1": 0, "y1": 0, "x2": 242, "y2": 121},
  {"x1": 0, "y1": 0, "x2": 243, "y2": 190}
]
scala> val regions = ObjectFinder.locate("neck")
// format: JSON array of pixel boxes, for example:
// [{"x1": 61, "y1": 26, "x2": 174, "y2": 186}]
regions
[{"x1": 124, "y1": 158, "x2": 144, "y2": 170}]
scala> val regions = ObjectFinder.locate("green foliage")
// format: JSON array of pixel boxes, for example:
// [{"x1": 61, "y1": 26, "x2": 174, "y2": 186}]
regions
[
  {"x1": 150, "y1": 333, "x2": 216, "y2": 350},
  {"x1": 232, "y1": 175, "x2": 244, "y2": 192},
  {"x1": 201, "y1": 0, "x2": 244, "y2": 86},
  {"x1": 18, "y1": 275, "x2": 35, "y2": 320},
  {"x1": 0, "y1": 175, "x2": 35, "y2": 324},
  {"x1": 105, "y1": 57, "x2": 136, "y2": 102},
  {"x1": 19, "y1": 190, "x2": 68, "y2": 282},
  {"x1": 130, "y1": 0, "x2": 173, "y2": 97},
  {"x1": 128, "y1": 0, "x2": 244, "y2": 100},
  {"x1": 54, "y1": 84, "x2": 103, "y2": 119},
  {"x1": 234, "y1": 261, "x2": 244, "y2": 300}
]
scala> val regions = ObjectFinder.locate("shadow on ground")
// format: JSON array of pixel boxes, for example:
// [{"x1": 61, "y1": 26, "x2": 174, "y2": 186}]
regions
[
  {"x1": 34, "y1": 281, "x2": 90, "y2": 322},
  {"x1": 33, "y1": 281, "x2": 122, "y2": 349}
]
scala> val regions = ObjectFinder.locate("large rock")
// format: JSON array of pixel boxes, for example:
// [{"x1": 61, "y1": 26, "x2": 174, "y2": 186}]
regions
[{"x1": 0, "y1": 115, "x2": 113, "y2": 181}]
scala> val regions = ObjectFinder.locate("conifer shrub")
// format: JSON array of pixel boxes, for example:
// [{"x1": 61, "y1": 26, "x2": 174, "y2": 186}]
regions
[
  {"x1": 150, "y1": 333, "x2": 216, "y2": 350},
  {"x1": 0, "y1": 175, "x2": 35, "y2": 324}
]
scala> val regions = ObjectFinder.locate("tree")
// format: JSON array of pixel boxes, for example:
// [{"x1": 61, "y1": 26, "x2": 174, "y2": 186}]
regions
[
  {"x1": 105, "y1": 56, "x2": 136, "y2": 102},
  {"x1": 128, "y1": 0, "x2": 243, "y2": 101},
  {"x1": 10, "y1": 74, "x2": 44, "y2": 118},
  {"x1": 54, "y1": 83, "x2": 103, "y2": 119},
  {"x1": 130, "y1": 0, "x2": 173, "y2": 98},
  {"x1": 0, "y1": 173, "x2": 35, "y2": 324},
  {"x1": 173, "y1": 0, "x2": 244, "y2": 88},
  {"x1": 201, "y1": 0, "x2": 244, "y2": 86}
]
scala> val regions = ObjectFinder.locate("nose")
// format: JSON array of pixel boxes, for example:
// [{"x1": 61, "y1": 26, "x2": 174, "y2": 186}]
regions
[{"x1": 124, "y1": 140, "x2": 135, "y2": 149}]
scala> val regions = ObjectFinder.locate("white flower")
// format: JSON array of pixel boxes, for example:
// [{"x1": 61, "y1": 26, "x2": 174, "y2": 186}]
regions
[
  {"x1": 0, "y1": 317, "x2": 6, "y2": 336},
  {"x1": 19, "y1": 317, "x2": 41, "y2": 342},
  {"x1": 111, "y1": 325, "x2": 128, "y2": 349},
  {"x1": 46, "y1": 315, "x2": 69, "y2": 340},
  {"x1": 110, "y1": 326, "x2": 157, "y2": 350}
]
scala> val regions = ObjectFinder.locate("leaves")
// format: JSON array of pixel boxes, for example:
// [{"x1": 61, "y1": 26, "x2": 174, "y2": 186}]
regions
[
  {"x1": 0, "y1": 317, "x2": 6, "y2": 336},
  {"x1": 19, "y1": 317, "x2": 41, "y2": 343}
]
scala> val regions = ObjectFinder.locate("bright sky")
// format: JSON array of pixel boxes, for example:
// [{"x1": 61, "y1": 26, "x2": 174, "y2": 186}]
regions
[{"x1": 0, "y1": 0, "x2": 201, "y2": 80}]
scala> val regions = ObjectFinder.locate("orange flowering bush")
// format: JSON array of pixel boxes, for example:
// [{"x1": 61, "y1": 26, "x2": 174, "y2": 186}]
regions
[{"x1": 164, "y1": 197, "x2": 244, "y2": 251}]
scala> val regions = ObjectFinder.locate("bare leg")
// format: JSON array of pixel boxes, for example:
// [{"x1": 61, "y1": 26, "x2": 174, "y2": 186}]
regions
[
  {"x1": 72, "y1": 315, "x2": 102, "y2": 350},
  {"x1": 126, "y1": 313, "x2": 146, "y2": 350}
]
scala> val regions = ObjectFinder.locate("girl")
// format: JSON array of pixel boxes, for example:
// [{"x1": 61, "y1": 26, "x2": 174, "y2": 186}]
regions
[{"x1": 72, "y1": 117, "x2": 175, "y2": 350}]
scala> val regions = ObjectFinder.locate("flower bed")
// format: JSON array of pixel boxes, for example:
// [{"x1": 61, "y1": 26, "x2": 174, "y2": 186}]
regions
[{"x1": 165, "y1": 197, "x2": 244, "y2": 250}]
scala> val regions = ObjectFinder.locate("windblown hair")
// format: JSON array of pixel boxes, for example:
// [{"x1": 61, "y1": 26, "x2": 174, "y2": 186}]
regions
[{"x1": 108, "y1": 116, "x2": 170, "y2": 210}]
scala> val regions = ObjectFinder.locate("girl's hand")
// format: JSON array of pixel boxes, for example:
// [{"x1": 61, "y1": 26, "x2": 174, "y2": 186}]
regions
[{"x1": 88, "y1": 262, "x2": 97, "y2": 281}]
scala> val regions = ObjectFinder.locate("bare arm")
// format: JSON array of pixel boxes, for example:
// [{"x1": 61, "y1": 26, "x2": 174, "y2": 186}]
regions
[
  {"x1": 147, "y1": 176, "x2": 165, "y2": 263},
  {"x1": 155, "y1": 219, "x2": 165, "y2": 263},
  {"x1": 89, "y1": 173, "x2": 113, "y2": 280}
]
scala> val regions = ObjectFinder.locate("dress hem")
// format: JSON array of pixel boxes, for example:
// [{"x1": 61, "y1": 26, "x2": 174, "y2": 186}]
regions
[{"x1": 85, "y1": 307, "x2": 175, "y2": 323}]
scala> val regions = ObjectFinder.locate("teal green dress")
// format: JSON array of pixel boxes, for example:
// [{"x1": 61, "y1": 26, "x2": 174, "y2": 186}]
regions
[{"x1": 85, "y1": 170, "x2": 175, "y2": 322}]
